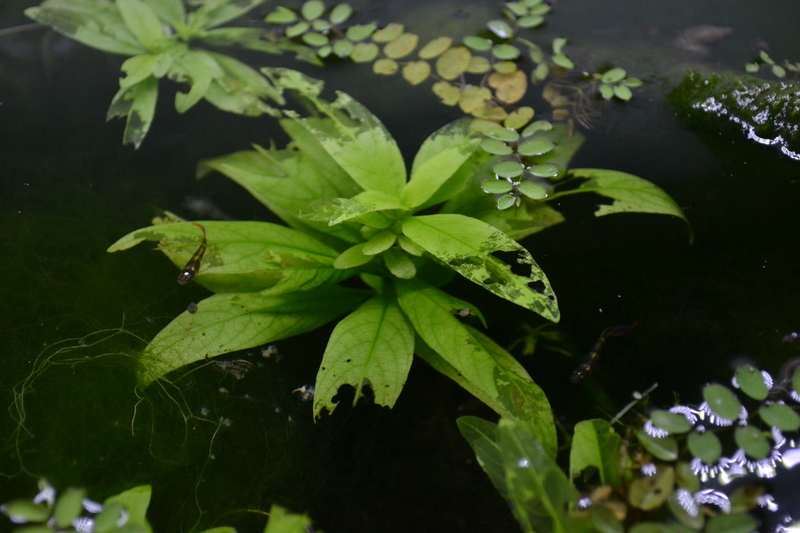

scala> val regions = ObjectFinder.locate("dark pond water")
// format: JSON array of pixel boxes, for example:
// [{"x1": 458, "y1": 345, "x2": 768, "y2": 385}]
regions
[{"x1": 2, "y1": 0, "x2": 800, "y2": 531}]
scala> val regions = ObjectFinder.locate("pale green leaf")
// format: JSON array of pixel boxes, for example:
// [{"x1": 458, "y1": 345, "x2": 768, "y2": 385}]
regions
[
  {"x1": 570, "y1": 419, "x2": 622, "y2": 486},
  {"x1": 199, "y1": 27, "x2": 297, "y2": 56},
  {"x1": 703, "y1": 383, "x2": 741, "y2": 420},
  {"x1": 172, "y1": 51, "x2": 218, "y2": 113},
  {"x1": 264, "y1": 504, "x2": 313, "y2": 533},
  {"x1": 116, "y1": 0, "x2": 164, "y2": 48},
  {"x1": 314, "y1": 293, "x2": 414, "y2": 417},
  {"x1": 106, "y1": 76, "x2": 158, "y2": 149},
  {"x1": 329, "y1": 190, "x2": 409, "y2": 225},
  {"x1": 401, "y1": 214, "x2": 560, "y2": 321},
  {"x1": 333, "y1": 243, "x2": 374, "y2": 269},
  {"x1": 457, "y1": 416, "x2": 506, "y2": 495},
  {"x1": 142, "y1": 0, "x2": 184, "y2": 27},
  {"x1": 567, "y1": 168, "x2": 692, "y2": 239},
  {"x1": 264, "y1": 68, "x2": 407, "y2": 196},
  {"x1": 204, "y1": 51, "x2": 284, "y2": 107},
  {"x1": 382, "y1": 248, "x2": 416, "y2": 279},
  {"x1": 120, "y1": 54, "x2": 157, "y2": 88},
  {"x1": 139, "y1": 286, "x2": 366, "y2": 386},
  {"x1": 108, "y1": 221, "x2": 353, "y2": 294},
  {"x1": 362, "y1": 231, "x2": 396, "y2": 255},
  {"x1": 104, "y1": 485, "x2": 153, "y2": 533},
  {"x1": 189, "y1": 0, "x2": 266, "y2": 30},
  {"x1": 25, "y1": 0, "x2": 146, "y2": 56},
  {"x1": 401, "y1": 118, "x2": 480, "y2": 208}
]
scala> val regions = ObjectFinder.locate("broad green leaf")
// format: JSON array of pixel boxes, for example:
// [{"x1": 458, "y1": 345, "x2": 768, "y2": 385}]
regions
[
  {"x1": 398, "y1": 279, "x2": 555, "y2": 454},
  {"x1": 54, "y1": 488, "x2": 86, "y2": 528},
  {"x1": 120, "y1": 54, "x2": 157, "y2": 88},
  {"x1": 106, "y1": 75, "x2": 158, "y2": 149},
  {"x1": 204, "y1": 51, "x2": 284, "y2": 108},
  {"x1": 139, "y1": 285, "x2": 366, "y2": 385},
  {"x1": 172, "y1": 50, "x2": 219, "y2": 113},
  {"x1": 401, "y1": 214, "x2": 560, "y2": 322},
  {"x1": 702, "y1": 384, "x2": 741, "y2": 420},
  {"x1": 263, "y1": 68, "x2": 407, "y2": 195},
  {"x1": 570, "y1": 419, "x2": 622, "y2": 486},
  {"x1": 651, "y1": 410, "x2": 693, "y2": 434},
  {"x1": 735, "y1": 426, "x2": 771, "y2": 459},
  {"x1": 264, "y1": 504, "x2": 313, "y2": 533},
  {"x1": 116, "y1": 0, "x2": 164, "y2": 48},
  {"x1": 498, "y1": 418, "x2": 578, "y2": 533},
  {"x1": 25, "y1": 0, "x2": 147, "y2": 56},
  {"x1": 687, "y1": 430, "x2": 722, "y2": 464},
  {"x1": 314, "y1": 293, "x2": 414, "y2": 417},
  {"x1": 760, "y1": 403, "x2": 800, "y2": 431},
  {"x1": 104, "y1": 485, "x2": 153, "y2": 533},
  {"x1": 329, "y1": 190, "x2": 408, "y2": 225},
  {"x1": 188, "y1": 0, "x2": 266, "y2": 30},
  {"x1": 705, "y1": 513, "x2": 757, "y2": 533},
  {"x1": 143, "y1": 0, "x2": 184, "y2": 27},
  {"x1": 566, "y1": 168, "x2": 692, "y2": 239},
  {"x1": 382, "y1": 247, "x2": 416, "y2": 279},
  {"x1": 457, "y1": 416, "x2": 506, "y2": 496},
  {"x1": 362, "y1": 231, "x2": 396, "y2": 255},
  {"x1": 734, "y1": 364, "x2": 769, "y2": 400},
  {"x1": 400, "y1": 118, "x2": 480, "y2": 208},
  {"x1": 333, "y1": 243, "x2": 374, "y2": 269},
  {"x1": 637, "y1": 430, "x2": 678, "y2": 461},
  {"x1": 108, "y1": 220, "x2": 354, "y2": 294}
]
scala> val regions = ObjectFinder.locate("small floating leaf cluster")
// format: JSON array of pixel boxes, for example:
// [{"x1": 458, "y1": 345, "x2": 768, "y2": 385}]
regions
[{"x1": 745, "y1": 50, "x2": 799, "y2": 79}]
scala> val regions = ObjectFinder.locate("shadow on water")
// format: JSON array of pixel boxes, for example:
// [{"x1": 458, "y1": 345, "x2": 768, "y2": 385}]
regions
[{"x1": 2, "y1": 0, "x2": 800, "y2": 531}]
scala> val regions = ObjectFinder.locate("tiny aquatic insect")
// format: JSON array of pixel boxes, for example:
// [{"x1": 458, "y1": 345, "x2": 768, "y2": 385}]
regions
[
  {"x1": 214, "y1": 359, "x2": 254, "y2": 380},
  {"x1": 177, "y1": 222, "x2": 207, "y2": 285},
  {"x1": 571, "y1": 322, "x2": 638, "y2": 383}
]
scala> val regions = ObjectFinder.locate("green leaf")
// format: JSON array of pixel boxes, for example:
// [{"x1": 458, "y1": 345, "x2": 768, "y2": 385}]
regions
[
  {"x1": 189, "y1": 0, "x2": 266, "y2": 30},
  {"x1": 301, "y1": 0, "x2": 325, "y2": 20},
  {"x1": 735, "y1": 364, "x2": 769, "y2": 400},
  {"x1": 599, "y1": 84, "x2": 614, "y2": 99},
  {"x1": 314, "y1": 292, "x2": 414, "y2": 417},
  {"x1": 552, "y1": 53, "x2": 574, "y2": 69},
  {"x1": 116, "y1": 0, "x2": 164, "y2": 48},
  {"x1": 330, "y1": 4, "x2": 353, "y2": 24},
  {"x1": 329, "y1": 190, "x2": 409, "y2": 225},
  {"x1": 497, "y1": 194, "x2": 516, "y2": 210},
  {"x1": 650, "y1": 410, "x2": 693, "y2": 434},
  {"x1": 759, "y1": 403, "x2": 800, "y2": 431},
  {"x1": 601, "y1": 68, "x2": 627, "y2": 83},
  {"x1": 570, "y1": 419, "x2": 622, "y2": 486},
  {"x1": 401, "y1": 118, "x2": 481, "y2": 208},
  {"x1": 517, "y1": 181, "x2": 547, "y2": 200},
  {"x1": 104, "y1": 485, "x2": 153, "y2": 533},
  {"x1": 383, "y1": 248, "x2": 416, "y2": 279},
  {"x1": 487, "y1": 20, "x2": 514, "y2": 39},
  {"x1": 108, "y1": 220, "x2": 353, "y2": 294},
  {"x1": 494, "y1": 160, "x2": 524, "y2": 178},
  {"x1": 264, "y1": 504, "x2": 313, "y2": 533},
  {"x1": 482, "y1": 180, "x2": 514, "y2": 194},
  {"x1": 687, "y1": 430, "x2": 722, "y2": 464},
  {"x1": 54, "y1": 488, "x2": 86, "y2": 528},
  {"x1": 401, "y1": 214, "x2": 560, "y2": 321},
  {"x1": 202, "y1": 51, "x2": 284, "y2": 116},
  {"x1": 120, "y1": 54, "x2": 157, "y2": 88},
  {"x1": 264, "y1": 68, "x2": 407, "y2": 196},
  {"x1": 703, "y1": 383, "x2": 741, "y2": 421},
  {"x1": 614, "y1": 84, "x2": 633, "y2": 100},
  {"x1": 637, "y1": 430, "x2": 678, "y2": 461},
  {"x1": 518, "y1": 139, "x2": 554, "y2": 156},
  {"x1": 107, "y1": 75, "x2": 158, "y2": 149},
  {"x1": 143, "y1": 0, "x2": 184, "y2": 27},
  {"x1": 705, "y1": 513, "x2": 757, "y2": 533},
  {"x1": 566, "y1": 168, "x2": 692, "y2": 240},
  {"x1": 362, "y1": 231, "x2": 396, "y2": 255},
  {"x1": 398, "y1": 279, "x2": 556, "y2": 455},
  {"x1": 629, "y1": 466, "x2": 675, "y2": 510},
  {"x1": 172, "y1": 50, "x2": 219, "y2": 113},
  {"x1": 481, "y1": 138, "x2": 513, "y2": 155},
  {"x1": 139, "y1": 285, "x2": 366, "y2": 386},
  {"x1": 266, "y1": 6, "x2": 297, "y2": 24},
  {"x1": 25, "y1": 0, "x2": 147, "y2": 56},
  {"x1": 457, "y1": 416, "x2": 506, "y2": 495}
]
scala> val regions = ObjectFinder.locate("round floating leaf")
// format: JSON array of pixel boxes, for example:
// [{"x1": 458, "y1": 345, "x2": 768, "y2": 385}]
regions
[
  {"x1": 373, "y1": 58, "x2": 399, "y2": 75},
  {"x1": 458, "y1": 86, "x2": 492, "y2": 113},
  {"x1": 266, "y1": 7, "x2": 297, "y2": 24},
  {"x1": 463, "y1": 36, "x2": 492, "y2": 52},
  {"x1": 467, "y1": 56, "x2": 492, "y2": 74},
  {"x1": 601, "y1": 67, "x2": 627, "y2": 83},
  {"x1": 332, "y1": 39, "x2": 353, "y2": 57},
  {"x1": 734, "y1": 425, "x2": 771, "y2": 459},
  {"x1": 2, "y1": 500, "x2": 50, "y2": 522},
  {"x1": 384, "y1": 33, "x2": 419, "y2": 59},
  {"x1": 493, "y1": 160, "x2": 524, "y2": 178},
  {"x1": 487, "y1": 20, "x2": 514, "y2": 39},
  {"x1": 286, "y1": 21, "x2": 310, "y2": 37},
  {"x1": 492, "y1": 44, "x2": 520, "y2": 60},
  {"x1": 493, "y1": 61, "x2": 518, "y2": 74},
  {"x1": 552, "y1": 37, "x2": 568, "y2": 54},
  {"x1": 625, "y1": 78, "x2": 643, "y2": 88},
  {"x1": 528, "y1": 164, "x2": 558, "y2": 177},
  {"x1": 362, "y1": 231, "x2": 396, "y2": 255},
  {"x1": 302, "y1": 32, "x2": 328, "y2": 46},
  {"x1": 703, "y1": 384, "x2": 741, "y2": 421},
  {"x1": 312, "y1": 19, "x2": 331, "y2": 31},
  {"x1": 480, "y1": 138, "x2": 512, "y2": 156},
  {"x1": 470, "y1": 119, "x2": 501, "y2": 134},
  {"x1": 705, "y1": 513, "x2": 758, "y2": 533},
  {"x1": 489, "y1": 69, "x2": 527, "y2": 104},
  {"x1": 481, "y1": 179, "x2": 513, "y2": 194},
  {"x1": 346, "y1": 23, "x2": 377, "y2": 42},
  {"x1": 759, "y1": 403, "x2": 800, "y2": 431},
  {"x1": 599, "y1": 84, "x2": 614, "y2": 99},
  {"x1": 485, "y1": 127, "x2": 520, "y2": 142},
  {"x1": 402, "y1": 60, "x2": 431, "y2": 85},
  {"x1": 504, "y1": 107, "x2": 534, "y2": 130},
  {"x1": 54, "y1": 488, "x2": 86, "y2": 528},
  {"x1": 744, "y1": 63, "x2": 760, "y2": 73},
  {"x1": 317, "y1": 45, "x2": 332, "y2": 58},
  {"x1": 773, "y1": 65, "x2": 787, "y2": 78},
  {"x1": 350, "y1": 42, "x2": 379, "y2": 62},
  {"x1": 734, "y1": 364, "x2": 769, "y2": 400},
  {"x1": 687, "y1": 431, "x2": 722, "y2": 464},
  {"x1": 530, "y1": 3, "x2": 551, "y2": 15},
  {"x1": 301, "y1": 0, "x2": 325, "y2": 20},
  {"x1": 532, "y1": 62, "x2": 549, "y2": 81},
  {"x1": 372, "y1": 23, "x2": 404, "y2": 43},
  {"x1": 471, "y1": 105, "x2": 508, "y2": 121},
  {"x1": 614, "y1": 84, "x2": 633, "y2": 100},
  {"x1": 517, "y1": 181, "x2": 547, "y2": 199},
  {"x1": 651, "y1": 410, "x2": 693, "y2": 434},
  {"x1": 518, "y1": 15, "x2": 545, "y2": 28},
  {"x1": 497, "y1": 194, "x2": 517, "y2": 210},
  {"x1": 552, "y1": 53, "x2": 574, "y2": 69},
  {"x1": 431, "y1": 81, "x2": 461, "y2": 106},
  {"x1": 435, "y1": 46, "x2": 472, "y2": 80},
  {"x1": 637, "y1": 430, "x2": 678, "y2": 461},
  {"x1": 518, "y1": 138, "x2": 554, "y2": 156},
  {"x1": 329, "y1": 3, "x2": 352, "y2": 24},
  {"x1": 629, "y1": 466, "x2": 675, "y2": 510},
  {"x1": 419, "y1": 36, "x2": 452, "y2": 59},
  {"x1": 521, "y1": 120, "x2": 553, "y2": 137},
  {"x1": 505, "y1": 1, "x2": 527, "y2": 17}
]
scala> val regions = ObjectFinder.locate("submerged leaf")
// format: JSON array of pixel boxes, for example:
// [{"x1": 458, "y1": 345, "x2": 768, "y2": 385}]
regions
[
  {"x1": 314, "y1": 293, "x2": 414, "y2": 417},
  {"x1": 570, "y1": 419, "x2": 622, "y2": 486}
]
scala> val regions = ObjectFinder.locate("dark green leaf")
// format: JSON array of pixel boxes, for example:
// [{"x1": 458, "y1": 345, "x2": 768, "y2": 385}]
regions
[
  {"x1": 705, "y1": 513, "x2": 758, "y2": 533},
  {"x1": 687, "y1": 431, "x2": 722, "y2": 464},
  {"x1": 735, "y1": 364, "x2": 769, "y2": 400},
  {"x1": 759, "y1": 403, "x2": 800, "y2": 431},
  {"x1": 651, "y1": 410, "x2": 693, "y2": 434},
  {"x1": 703, "y1": 384, "x2": 741, "y2": 421},
  {"x1": 637, "y1": 430, "x2": 678, "y2": 461},
  {"x1": 734, "y1": 425, "x2": 771, "y2": 459}
]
